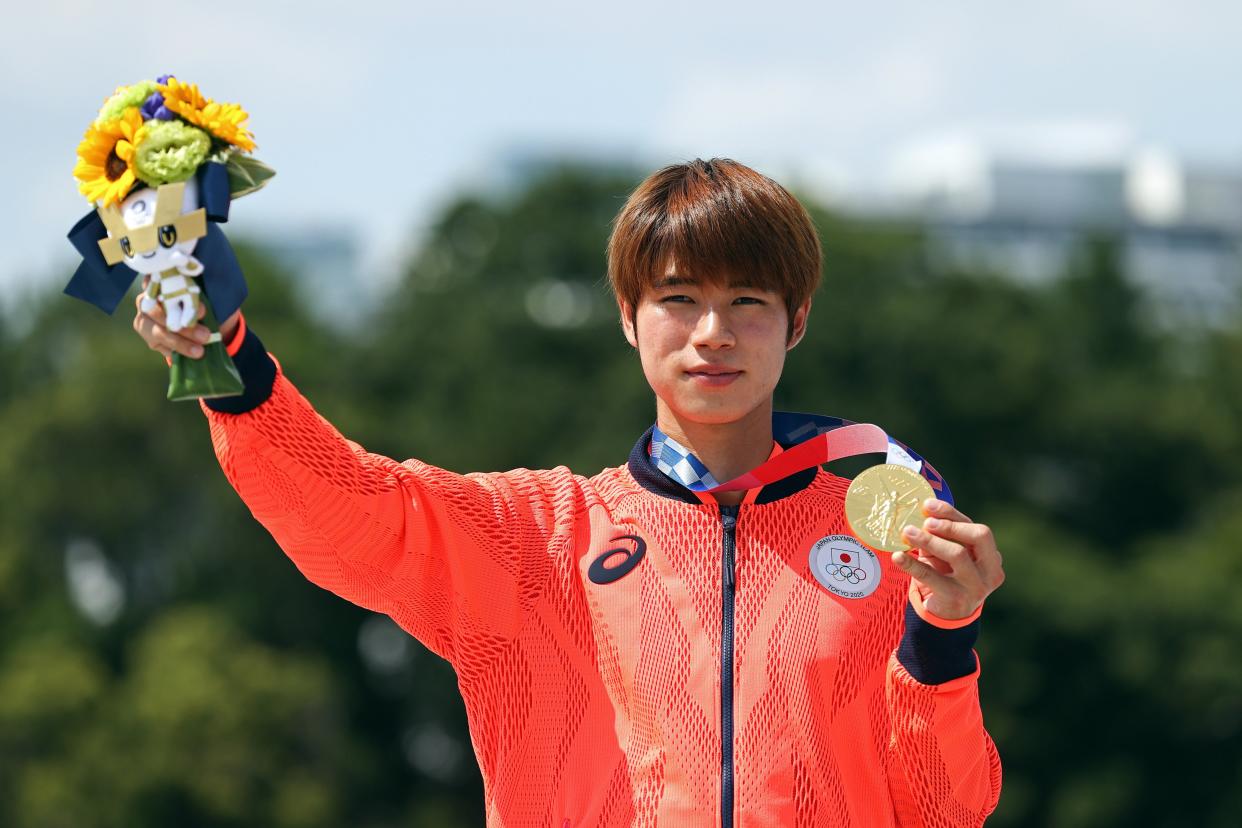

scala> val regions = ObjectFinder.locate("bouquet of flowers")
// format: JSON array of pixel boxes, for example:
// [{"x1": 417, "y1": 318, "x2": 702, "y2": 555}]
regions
[{"x1": 65, "y1": 74, "x2": 274, "y2": 400}]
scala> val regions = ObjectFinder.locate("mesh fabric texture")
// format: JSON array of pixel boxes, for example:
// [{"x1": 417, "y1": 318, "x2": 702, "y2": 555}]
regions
[{"x1": 202, "y1": 366, "x2": 1002, "y2": 827}]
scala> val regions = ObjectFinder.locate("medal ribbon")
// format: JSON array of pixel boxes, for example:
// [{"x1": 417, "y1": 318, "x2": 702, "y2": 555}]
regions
[{"x1": 649, "y1": 412, "x2": 954, "y2": 505}]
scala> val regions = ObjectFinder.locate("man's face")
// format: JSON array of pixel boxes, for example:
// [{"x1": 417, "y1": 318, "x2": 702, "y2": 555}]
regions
[{"x1": 620, "y1": 264, "x2": 810, "y2": 428}]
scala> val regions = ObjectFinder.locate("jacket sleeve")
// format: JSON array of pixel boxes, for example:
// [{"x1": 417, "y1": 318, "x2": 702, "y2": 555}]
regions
[
  {"x1": 199, "y1": 329, "x2": 583, "y2": 665},
  {"x1": 885, "y1": 599, "x2": 1003, "y2": 826}
]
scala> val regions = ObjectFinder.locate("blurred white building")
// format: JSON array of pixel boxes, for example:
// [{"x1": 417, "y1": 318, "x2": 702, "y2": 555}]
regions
[{"x1": 884, "y1": 136, "x2": 1242, "y2": 329}]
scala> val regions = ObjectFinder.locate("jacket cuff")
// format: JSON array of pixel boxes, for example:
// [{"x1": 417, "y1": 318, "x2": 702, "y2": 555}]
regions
[
  {"x1": 909, "y1": 581, "x2": 984, "y2": 628},
  {"x1": 203, "y1": 326, "x2": 277, "y2": 414},
  {"x1": 896, "y1": 599, "x2": 980, "y2": 685},
  {"x1": 224, "y1": 311, "x2": 247, "y2": 356}
]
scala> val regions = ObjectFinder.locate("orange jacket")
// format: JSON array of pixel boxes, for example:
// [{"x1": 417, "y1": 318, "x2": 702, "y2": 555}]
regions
[{"x1": 202, "y1": 334, "x2": 1001, "y2": 827}]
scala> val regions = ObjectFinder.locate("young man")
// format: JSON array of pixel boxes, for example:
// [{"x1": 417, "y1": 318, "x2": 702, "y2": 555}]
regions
[{"x1": 135, "y1": 158, "x2": 1004, "y2": 826}]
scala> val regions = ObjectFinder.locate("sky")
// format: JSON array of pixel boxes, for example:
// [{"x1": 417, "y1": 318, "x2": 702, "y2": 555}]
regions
[{"x1": 4, "y1": 0, "x2": 1241, "y2": 311}]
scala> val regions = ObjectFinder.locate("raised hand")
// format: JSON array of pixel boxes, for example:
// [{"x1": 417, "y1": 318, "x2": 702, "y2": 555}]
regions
[
  {"x1": 892, "y1": 499, "x2": 1005, "y2": 621},
  {"x1": 131, "y1": 273, "x2": 238, "y2": 361}
]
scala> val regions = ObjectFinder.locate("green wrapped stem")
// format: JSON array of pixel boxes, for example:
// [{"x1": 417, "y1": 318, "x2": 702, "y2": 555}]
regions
[{"x1": 165, "y1": 300, "x2": 245, "y2": 401}]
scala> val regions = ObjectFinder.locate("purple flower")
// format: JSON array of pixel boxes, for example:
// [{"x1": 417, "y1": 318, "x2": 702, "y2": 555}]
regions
[
  {"x1": 140, "y1": 74, "x2": 179, "y2": 120},
  {"x1": 141, "y1": 92, "x2": 175, "y2": 121}
]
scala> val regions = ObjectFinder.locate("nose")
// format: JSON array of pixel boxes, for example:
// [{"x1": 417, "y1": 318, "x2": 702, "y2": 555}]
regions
[{"x1": 691, "y1": 305, "x2": 735, "y2": 349}]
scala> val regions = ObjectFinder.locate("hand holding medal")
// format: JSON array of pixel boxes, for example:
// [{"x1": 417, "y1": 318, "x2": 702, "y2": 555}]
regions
[
  {"x1": 892, "y1": 498, "x2": 1006, "y2": 624},
  {"x1": 841, "y1": 449, "x2": 1005, "y2": 623}
]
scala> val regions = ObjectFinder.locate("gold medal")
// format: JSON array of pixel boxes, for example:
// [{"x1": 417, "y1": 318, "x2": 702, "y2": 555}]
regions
[{"x1": 844, "y1": 463, "x2": 935, "y2": 553}]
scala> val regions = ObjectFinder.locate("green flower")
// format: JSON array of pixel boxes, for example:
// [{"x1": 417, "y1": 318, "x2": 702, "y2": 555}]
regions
[
  {"x1": 133, "y1": 119, "x2": 211, "y2": 185},
  {"x1": 96, "y1": 81, "x2": 158, "y2": 125}
]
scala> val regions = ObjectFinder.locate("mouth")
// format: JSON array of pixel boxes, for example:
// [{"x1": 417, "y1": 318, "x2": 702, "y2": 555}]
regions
[{"x1": 685, "y1": 365, "x2": 742, "y2": 386}]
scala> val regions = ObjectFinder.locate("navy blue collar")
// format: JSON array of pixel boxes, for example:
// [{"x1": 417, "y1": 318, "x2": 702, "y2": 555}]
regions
[{"x1": 625, "y1": 426, "x2": 819, "y2": 505}]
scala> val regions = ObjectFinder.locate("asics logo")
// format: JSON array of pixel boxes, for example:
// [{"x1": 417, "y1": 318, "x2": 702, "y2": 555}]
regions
[{"x1": 588, "y1": 534, "x2": 647, "y2": 585}]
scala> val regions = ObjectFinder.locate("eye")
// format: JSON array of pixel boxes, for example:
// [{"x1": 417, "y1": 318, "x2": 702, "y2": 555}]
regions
[
  {"x1": 660, "y1": 294, "x2": 693, "y2": 304},
  {"x1": 120, "y1": 237, "x2": 133, "y2": 257},
  {"x1": 158, "y1": 225, "x2": 178, "y2": 248},
  {"x1": 733, "y1": 296, "x2": 766, "y2": 305}
]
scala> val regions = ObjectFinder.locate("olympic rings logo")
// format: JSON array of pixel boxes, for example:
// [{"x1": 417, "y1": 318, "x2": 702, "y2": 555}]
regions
[
  {"x1": 808, "y1": 535, "x2": 882, "y2": 599},
  {"x1": 824, "y1": 563, "x2": 868, "y2": 585}
]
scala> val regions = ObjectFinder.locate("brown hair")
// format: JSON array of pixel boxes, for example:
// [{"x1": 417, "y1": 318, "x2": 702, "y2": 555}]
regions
[{"x1": 606, "y1": 158, "x2": 822, "y2": 337}]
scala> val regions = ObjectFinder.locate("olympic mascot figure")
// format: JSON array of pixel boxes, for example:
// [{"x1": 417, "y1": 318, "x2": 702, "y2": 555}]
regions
[{"x1": 64, "y1": 74, "x2": 273, "y2": 400}]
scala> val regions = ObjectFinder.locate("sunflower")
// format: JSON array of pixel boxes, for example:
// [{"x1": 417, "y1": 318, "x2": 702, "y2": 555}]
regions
[
  {"x1": 73, "y1": 106, "x2": 148, "y2": 206},
  {"x1": 157, "y1": 77, "x2": 257, "y2": 152}
]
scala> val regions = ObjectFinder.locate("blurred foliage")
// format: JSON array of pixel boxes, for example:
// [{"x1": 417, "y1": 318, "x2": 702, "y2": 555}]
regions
[{"x1": 1, "y1": 161, "x2": 1239, "y2": 826}]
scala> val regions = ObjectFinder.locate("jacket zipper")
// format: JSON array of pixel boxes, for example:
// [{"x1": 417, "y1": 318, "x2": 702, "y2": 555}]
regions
[{"x1": 720, "y1": 504, "x2": 739, "y2": 828}]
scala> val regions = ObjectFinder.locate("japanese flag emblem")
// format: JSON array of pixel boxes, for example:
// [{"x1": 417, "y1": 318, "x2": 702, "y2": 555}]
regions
[{"x1": 808, "y1": 534, "x2": 882, "y2": 599}]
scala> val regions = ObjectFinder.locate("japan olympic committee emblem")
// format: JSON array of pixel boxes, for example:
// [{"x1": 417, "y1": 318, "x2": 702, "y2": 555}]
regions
[{"x1": 808, "y1": 534, "x2": 882, "y2": 599}]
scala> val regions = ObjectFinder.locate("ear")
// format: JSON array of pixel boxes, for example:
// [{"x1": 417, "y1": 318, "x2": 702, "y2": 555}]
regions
[
  {"x1": 786, "y1": 298, "x2": 812, "y2": 350},
  {"x1": 619, "y1": 300, "x2": 639, "y2": 348}
]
